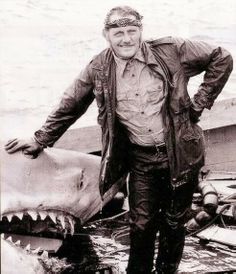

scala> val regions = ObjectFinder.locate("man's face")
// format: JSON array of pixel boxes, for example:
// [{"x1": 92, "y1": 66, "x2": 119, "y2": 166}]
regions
[{"x1": 104, "y1": 14, "x2": 142, "y2": 60}]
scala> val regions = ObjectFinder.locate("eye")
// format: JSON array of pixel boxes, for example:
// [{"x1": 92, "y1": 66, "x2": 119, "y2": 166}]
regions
[
  {"x1": 128, "y1": 29, "x2": 138, "y2": 35},
  {"x1": 114, "y1": 31, "x2": 123, "y2": 37}
]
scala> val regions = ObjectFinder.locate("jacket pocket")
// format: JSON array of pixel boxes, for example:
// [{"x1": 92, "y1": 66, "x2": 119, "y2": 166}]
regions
[{"x1": 180, "y1": 123, "x2": 204, "y2": 167}]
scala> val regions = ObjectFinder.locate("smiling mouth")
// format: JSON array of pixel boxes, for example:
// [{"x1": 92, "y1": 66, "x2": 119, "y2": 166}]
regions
[{"x1": 120, "y1": 45, "x2": 134, "y2": 48}]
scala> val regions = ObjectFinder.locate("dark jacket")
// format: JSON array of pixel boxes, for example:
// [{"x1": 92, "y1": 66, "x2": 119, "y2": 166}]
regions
[{"x1": 34, "y1": 37, "x2": 233, "y2": 195}]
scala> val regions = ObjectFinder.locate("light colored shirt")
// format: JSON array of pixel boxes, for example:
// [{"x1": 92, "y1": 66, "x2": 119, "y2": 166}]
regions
[{"x1": 115, "y1": 47, "x2": 165, "y2": 146}]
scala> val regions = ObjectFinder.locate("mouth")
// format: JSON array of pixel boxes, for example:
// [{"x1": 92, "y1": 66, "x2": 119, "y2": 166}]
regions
[
  {"x1": 120, "y1": 45, "x2": 134, "y2": 48},
  {"x1": 0, "y1": 209, "x2": 77, "y2": 239},
  {"x1": 0, "y1": 209, "x2": 78, "y2": 272}
]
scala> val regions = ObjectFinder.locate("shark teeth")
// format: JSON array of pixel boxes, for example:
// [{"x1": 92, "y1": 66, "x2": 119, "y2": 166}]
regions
[
  {"x1": 48, "y1": 212, "x2": 57, "y2": 224},
  {"x1": 15, "y1": 240, "x2": 21, "y2": 246},
  {"x1": 67, "y1": 216, "x2": 75, "y2": 236},
  {"x1": 41, "y1": 250, "x2": 49, "y2": 259},
  {"x1": 15, "y1": 212, "x2": 24, "y2": 220},
  {"x1": 1, "y1": 210, "x2": 76, "y2": 234},
  {"x1": 32, "y1": 246, "x2": 41, "y2": 254},
  {"x1": 2, "y1": 235, "x2": 44, "y2": 256},
  {"x1": 58, "y1": 215, "x2": 66, "y2": 230},
  {"x1": 6, "y1": 236, "x2": 13, "y2": 242},
  {"x1": 25, "y1": 243, "x2": 31, "y2": 251},
  {"x1": 6, "y1": 213, "x2": 13, "y2": 222},
  {"x1": 27, "y1": 210, "x2": 38, "y2": 221},
  {"x1": 38, "y1": 211, "x2": 47, "y2": 220}
]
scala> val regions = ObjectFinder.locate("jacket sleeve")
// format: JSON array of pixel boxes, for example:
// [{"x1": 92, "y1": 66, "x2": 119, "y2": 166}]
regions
[
  {"x1": 174, "y1": 37, "x2": 233, "y2": 110},
  {"x1": 34, "y1": 63, "x2": 95, "y2": 147}
]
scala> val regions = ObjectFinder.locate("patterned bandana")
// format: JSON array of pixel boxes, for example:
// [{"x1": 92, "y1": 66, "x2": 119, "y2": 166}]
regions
[{"x1": 105, "y1": 17, "x2": 142, "y2": 29}]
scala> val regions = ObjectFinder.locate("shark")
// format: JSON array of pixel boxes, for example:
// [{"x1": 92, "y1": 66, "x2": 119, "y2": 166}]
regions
[{"x1": 0, "y1": 146, "x2": 125, "y2": 273}]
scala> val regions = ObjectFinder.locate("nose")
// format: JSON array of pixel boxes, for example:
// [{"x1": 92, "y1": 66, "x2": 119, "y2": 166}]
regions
[{"x1": 123, "y1": 32, "x2": 132, "y2": 43}]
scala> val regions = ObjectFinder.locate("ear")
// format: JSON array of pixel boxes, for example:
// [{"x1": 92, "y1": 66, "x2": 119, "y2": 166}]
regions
[{"x1": 102, "y1": 29, "x2": 109, "y2": 41}]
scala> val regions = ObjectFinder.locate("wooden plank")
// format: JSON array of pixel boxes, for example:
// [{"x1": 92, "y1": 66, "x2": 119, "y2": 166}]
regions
[
  {"x1": 197, "y1": 225, "x2": 236, "y2": 247},
  {"x1": 55, "y1": 124, "x2": 236, "y2": 170},
  {"x1": 55, "y1": 125, "x2": 101, "y2": 153}
]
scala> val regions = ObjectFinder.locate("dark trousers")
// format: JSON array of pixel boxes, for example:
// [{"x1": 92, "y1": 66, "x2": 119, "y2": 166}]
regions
[{"x1": 126, "y1": 144, "x2": 198, "y2": 274}]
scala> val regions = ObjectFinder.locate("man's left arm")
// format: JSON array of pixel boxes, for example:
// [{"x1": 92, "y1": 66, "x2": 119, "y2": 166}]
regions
[{"x1": 175, "y1": 37, "x2": 233, "y2": 119}]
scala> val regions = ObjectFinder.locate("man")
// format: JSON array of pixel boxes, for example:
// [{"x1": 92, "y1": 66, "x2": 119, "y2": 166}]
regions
[{"x1": 5, "y1": 6, "x2": 233, "y2": 274}]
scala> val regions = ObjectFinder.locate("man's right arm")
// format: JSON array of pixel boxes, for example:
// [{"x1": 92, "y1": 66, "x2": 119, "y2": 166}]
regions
[{"x1": 34, "y1": 75, "x2": 95, "y2": 147}]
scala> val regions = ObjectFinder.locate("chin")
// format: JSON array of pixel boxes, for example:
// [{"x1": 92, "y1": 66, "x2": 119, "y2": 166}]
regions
[{"x1": 118, "y1": 51, "x2": 136, "y2": 60}]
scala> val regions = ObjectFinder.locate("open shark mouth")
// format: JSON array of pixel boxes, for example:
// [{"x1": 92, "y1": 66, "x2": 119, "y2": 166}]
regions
[
  {"x1": 0, "y1": 209, "x2": 78, "y2": 271},
  {"x1": 0, "y1": 209, "x2": 76, "y2": 239},
  {"x1": 1, "y1": 234, "x2": 73, "y2": 274}
]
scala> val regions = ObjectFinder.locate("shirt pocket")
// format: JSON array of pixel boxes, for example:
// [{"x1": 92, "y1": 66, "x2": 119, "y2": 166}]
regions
[{"x1": 147, "y1": 86, "x2": 163, "y2": 103}]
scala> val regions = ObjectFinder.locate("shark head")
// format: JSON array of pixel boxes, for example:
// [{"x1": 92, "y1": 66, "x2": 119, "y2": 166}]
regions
[{"x1": 0, "y1": 147, "x2": 122, "y2": 237}]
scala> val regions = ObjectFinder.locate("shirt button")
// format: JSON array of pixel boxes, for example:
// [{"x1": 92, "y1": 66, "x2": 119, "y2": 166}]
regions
[
  {"x1": 132, "y1": 74, "x2": 135, "y2": 77},
  {"x1": 141, "y1": 111, "x2": 144, "y2": 114},
  {"x1": 148, "y1": 129, "x2": 152, "y2": 132},
  {"x1": 135, "y1": 93, "x2": 139, "y2": 96}
]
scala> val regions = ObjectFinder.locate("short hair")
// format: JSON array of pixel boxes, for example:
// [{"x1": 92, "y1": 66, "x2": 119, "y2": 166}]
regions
[{"x1": 104, "y1": 6, "x2": 143, "y2": 26}]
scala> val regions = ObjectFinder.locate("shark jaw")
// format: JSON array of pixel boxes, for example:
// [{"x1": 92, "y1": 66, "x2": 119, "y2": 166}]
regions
[{"x1": 0, "y1": 209, "x2": 76, "y2": 239}]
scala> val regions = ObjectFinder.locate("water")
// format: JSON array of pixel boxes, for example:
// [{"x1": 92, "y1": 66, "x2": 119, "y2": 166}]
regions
[{"x1": 0, "y1": 0, "x2": 236, "y2": 140}]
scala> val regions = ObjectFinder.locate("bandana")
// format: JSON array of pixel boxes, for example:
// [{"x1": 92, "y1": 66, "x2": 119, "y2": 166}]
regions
[{"x1": 105, "y1": 17, "x2": 142, "y2": 29}]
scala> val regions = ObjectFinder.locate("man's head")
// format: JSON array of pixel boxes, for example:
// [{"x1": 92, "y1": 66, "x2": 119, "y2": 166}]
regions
[{"x1": 103, "y1": 6, "x2": 143, "y2": 60}]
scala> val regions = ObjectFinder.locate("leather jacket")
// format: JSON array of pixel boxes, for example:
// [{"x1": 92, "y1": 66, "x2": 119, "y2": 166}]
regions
[{"x1": 34, "y1": 37, "x2": 233, "y2": 196}]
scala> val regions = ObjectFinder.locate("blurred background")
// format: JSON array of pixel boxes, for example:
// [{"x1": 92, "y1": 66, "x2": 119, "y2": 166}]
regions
[{"x1": 0, "y1": 0, "x2": 235, "y2": 140}]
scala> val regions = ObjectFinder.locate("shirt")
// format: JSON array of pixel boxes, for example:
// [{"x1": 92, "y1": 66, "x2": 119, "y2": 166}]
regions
[{"x1": 114, "y1": 46, "x2": 165, "y2": 146}]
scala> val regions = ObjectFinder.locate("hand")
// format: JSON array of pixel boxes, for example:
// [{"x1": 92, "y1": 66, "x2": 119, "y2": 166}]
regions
[
  {"x1": 189, "y1": 105, "x2": 203, "y2": 123},
  {"x1": 4, "y1": 137, "x2": 44, "y2": 159}
]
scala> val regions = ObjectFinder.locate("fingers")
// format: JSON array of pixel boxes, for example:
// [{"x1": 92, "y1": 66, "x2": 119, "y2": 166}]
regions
[
  {"x1": 4, "y1": 138, "x2": 42, "y2": 157},
  {"x1": 5, "y1": 138, "x2": 18, "y2": 146},
  {"x1": 5, "y1": 139, "x2": 20, "y2": 153},
  {"x1": 4, "y1": 139, "x2": 26, "y2": 154}
]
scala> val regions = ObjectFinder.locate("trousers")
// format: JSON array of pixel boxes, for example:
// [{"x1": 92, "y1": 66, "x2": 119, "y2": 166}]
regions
[{"x1": 126, "y1": 143, "x2": 198, "y2": 274}]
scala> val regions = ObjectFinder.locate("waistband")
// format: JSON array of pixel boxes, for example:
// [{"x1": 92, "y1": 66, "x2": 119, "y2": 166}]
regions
[{"x1": 130, "y1": 142, "x2": 167, "y2": 153}]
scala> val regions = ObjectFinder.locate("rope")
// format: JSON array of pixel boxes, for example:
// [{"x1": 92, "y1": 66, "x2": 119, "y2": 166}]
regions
[{"x1": 87, "y1": 210, "x2": 128, "y2": 226}]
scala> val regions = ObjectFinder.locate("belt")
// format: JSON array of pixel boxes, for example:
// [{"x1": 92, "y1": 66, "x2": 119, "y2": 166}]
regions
[{"x1": 130, "y1": 143, "x2": 167, "y2": 154}]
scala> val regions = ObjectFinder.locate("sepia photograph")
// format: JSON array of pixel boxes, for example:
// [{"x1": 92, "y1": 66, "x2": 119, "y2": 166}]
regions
[{"x1": 1, "y1": 0, "x2": 236, "y2": 273}]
